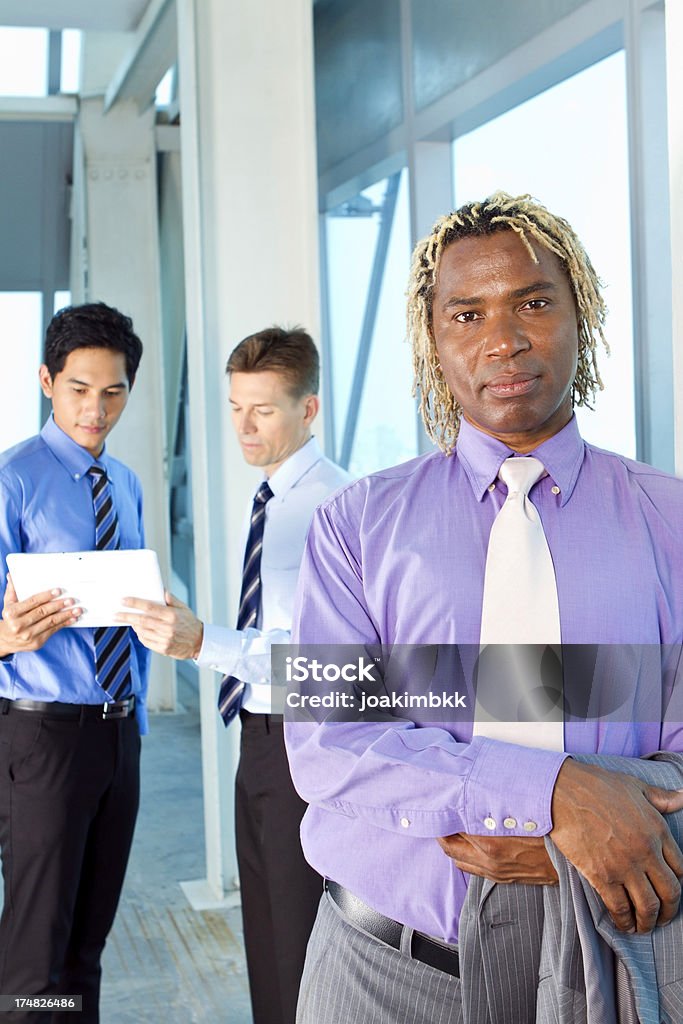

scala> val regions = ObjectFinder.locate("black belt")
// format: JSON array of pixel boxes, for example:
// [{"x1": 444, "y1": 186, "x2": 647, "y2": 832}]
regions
[
  {"x1": 325, "y1": 880, "x2": 460, "y2": 979},
  {"x1": 239, "y1": 709, "x2": 283, "y2": 730},
  {"x1": 1, "y1": 697, "x2": 136, "y2": 721}
]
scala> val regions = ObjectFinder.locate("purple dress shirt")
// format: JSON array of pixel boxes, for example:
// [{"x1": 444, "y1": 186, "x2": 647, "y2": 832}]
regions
[{"x1": 285, "y1": 416, "x2": 683, "y2": 942}]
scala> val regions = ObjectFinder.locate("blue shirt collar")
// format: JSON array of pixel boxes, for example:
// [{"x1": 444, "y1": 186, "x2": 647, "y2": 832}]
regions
[
  {"x1": 266, "y1": 436, "x2": 323, "y2": 499},
  {"x1": 40, "y1": 414, "x2": 111, "y2": 481},
  {"x1": 455, "y1": 415, "x2": 585, "y2": 507}
]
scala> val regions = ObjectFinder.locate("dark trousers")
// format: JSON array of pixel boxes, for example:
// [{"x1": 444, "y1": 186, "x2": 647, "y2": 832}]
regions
[
  {"x1": 0, "y1": 705, "x2": 140, "y2": 1023},
  {"x1": 236, "y1": 711, "x2": 322, "y2": 1024}
]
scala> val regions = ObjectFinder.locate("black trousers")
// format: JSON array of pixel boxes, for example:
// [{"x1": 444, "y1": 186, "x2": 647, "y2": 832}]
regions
[
  {"x1": 0, "y1": 704, "x2": 140, "y2": 1024},
  {"x1": 236, "y1": 712, "x2": 322, "y2": 1024}
]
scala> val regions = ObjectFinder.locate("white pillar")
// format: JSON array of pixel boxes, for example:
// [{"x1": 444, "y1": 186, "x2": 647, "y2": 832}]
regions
[
  {"x1": 409, "y1": 142, "x2": 454, "y2": 245},
  {"x1": 665, "y1": 0, "x2": 683, "y2": 475},
  {"x1": 71, "y1": 96, "x2": 175, "y2": 711},
  {"x1": 176, "y1": 0, "x2": 320, "y2": 902}
]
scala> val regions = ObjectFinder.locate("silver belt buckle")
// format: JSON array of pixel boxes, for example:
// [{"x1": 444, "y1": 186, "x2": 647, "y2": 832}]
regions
[{"x1": 102, "y1": 699, "x2": 130, "y2": 720}]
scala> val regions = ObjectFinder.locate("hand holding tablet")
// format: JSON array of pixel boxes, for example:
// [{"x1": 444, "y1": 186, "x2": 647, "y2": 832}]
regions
[{"x1": 7, "y1": 550, "x2": 165, "y2": 628}]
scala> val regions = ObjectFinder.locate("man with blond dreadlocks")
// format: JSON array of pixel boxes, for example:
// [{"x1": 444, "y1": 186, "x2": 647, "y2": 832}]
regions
[{"x1": 284, "y1": 193, "x2": 683, "y2": 1023}]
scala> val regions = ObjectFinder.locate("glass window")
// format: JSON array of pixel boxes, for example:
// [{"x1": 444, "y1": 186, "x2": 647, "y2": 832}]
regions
[
  {"x1": 349, "y1": 172, "x2": 415, "y2": 476},
  {"x1": 325, "y1": 186, "x2": 382, "y2": 455},
  {"x1": 453, "y1": 52, "x2": 635, "y2": 457},
  {"x1": 0, "y1": 28, "x2": 48, "y2": 97},
  {"x1": 0, "y1": 293, "x2": 43, "y2": 450},
  {"x1": 60, "y1": 30, "x2": 82, "y2": 94},
  {"x1": 323, "y1": 170, "x2": 417, "y2": 475},
  {"x1": 155, "y1": 67, "x2": 175, "y2": 107},
  {"x1": 54, "y1": 290, "x2": 71, "y2": 314}
]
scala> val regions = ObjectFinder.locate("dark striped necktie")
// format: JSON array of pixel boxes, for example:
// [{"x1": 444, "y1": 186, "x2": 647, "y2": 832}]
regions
[
  {"x1": 88, "y1": 465, "x2": 133, "y2": 700},
  {"x1": 218, "y1": 480, "x2": 274, "y2": 725}
]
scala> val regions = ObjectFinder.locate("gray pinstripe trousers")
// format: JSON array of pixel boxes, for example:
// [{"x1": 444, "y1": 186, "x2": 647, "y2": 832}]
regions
[{"x1": 296, "y1": 891, "x2": 463, "y2": 1024}]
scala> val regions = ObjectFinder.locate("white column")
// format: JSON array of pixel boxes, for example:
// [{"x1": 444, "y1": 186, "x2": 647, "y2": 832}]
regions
[
  {"x1": 176, "y1": 0, "x2": 320, "y2": 903},
  {"x1": 665, "y1": 0, "x2": 683, "y2": 475},
  {"x1": 71, "y1": 96, "x2": 175, "y2": 711},
  {"x1": 409, "y1": 142, "x2": 454, "y2": 244}
]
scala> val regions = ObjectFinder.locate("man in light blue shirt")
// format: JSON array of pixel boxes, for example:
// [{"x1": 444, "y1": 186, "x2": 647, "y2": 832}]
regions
[
  {"x1": 0, "y1": 302, "x2": 148, "y2": 1023},
  {"x1": 120, "y1": 326, "x2": 350, "y2": 1024}
]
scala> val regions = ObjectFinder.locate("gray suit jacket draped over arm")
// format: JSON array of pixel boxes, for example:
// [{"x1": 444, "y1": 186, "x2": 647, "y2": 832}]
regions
[{"x1": 459, "y1": 752, "x2": 683, "y2": 1024}]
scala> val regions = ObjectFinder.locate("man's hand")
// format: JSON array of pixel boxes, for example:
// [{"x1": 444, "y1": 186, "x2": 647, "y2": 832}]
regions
[
  {"x1": 0, "y1": 575, "x2": 81, "y2": 656},
  {"x1": 115, "y1": 592, "x2": 204, "y2": 660},
  {"x1": 550, "y1": 759, "x2": 683, "y2": 934},
  {"x1": 438, "y1": 833, "x2": 559, "y2": 886}
]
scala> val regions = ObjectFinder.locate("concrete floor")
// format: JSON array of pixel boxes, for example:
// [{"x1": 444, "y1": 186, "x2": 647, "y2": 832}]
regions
[{"x1": 100, "y1": 679, "x2": 253, "y2": 1024}]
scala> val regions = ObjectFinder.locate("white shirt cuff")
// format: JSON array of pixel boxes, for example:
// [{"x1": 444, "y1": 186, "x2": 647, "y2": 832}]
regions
[
  {"x1": 195, "y1": 623, "x2": 289, "y2": 687},
  {"x1": 195, "y1": 624, "x2": 242, "y2": 675}
]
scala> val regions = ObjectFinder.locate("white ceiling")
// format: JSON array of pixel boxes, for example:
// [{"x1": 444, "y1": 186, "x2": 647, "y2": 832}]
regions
[{"x1": 0, "y1": 0, "x2": 152, "y2": 31}]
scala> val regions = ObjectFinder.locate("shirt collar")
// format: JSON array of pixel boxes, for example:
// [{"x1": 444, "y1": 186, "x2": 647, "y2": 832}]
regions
[
  {"x1": 455, "y1": 415, "x2": 585, "y2": 507},
  {"x1": 265, "y1": 436, "x2": 323, "y2": 499},
  {"x1": 40, "y1": 414, "x2": 111, "y2": 481}
]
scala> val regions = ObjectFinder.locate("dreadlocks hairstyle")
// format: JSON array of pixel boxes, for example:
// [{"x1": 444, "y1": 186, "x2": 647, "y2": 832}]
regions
[{"x1": 407, "y1": 191, "x2": 609, "y2": 453}]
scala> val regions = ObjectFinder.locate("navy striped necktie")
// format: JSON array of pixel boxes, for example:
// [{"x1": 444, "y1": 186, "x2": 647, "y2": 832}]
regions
[
  {"x1": 88, "y1": 465, "x2": 133, "y2": 700},
  {"x1": 218, "y1": 480, "x2": 274, "y2": 725}
]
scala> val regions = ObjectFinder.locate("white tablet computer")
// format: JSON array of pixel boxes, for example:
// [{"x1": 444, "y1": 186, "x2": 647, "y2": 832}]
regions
[{"x1": 6, "y1": 549, "x2": 165, "y2": 628}]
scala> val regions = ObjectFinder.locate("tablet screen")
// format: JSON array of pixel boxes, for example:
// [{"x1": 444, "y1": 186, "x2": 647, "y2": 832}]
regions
[{"x1": 6, "y1": 549, "x2": 165, "y2": 627}]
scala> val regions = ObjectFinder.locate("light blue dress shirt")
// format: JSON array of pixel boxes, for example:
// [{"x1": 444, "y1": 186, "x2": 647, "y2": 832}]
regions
[
  {"x1": 0, "y1": 416, "x2": 150, "y2": 732},
  {"x1": 197, "y1": 436, "x2": 350, "y2": 713}
]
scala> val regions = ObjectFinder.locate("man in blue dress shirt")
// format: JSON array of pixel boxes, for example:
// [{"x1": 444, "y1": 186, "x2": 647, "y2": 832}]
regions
[{"x1": 0, "y1": 303, "x2": 149, "y2": 1022}]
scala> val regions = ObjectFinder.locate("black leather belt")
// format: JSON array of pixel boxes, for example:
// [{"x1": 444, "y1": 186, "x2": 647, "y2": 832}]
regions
[
  {"x1": 325, "y1": 880, "x2": 460, "y2": 979},
  {"x1": 2, "y1": 697, "x2": 136, "y2": 721},
  {"x1": 239, "y1": 709, "x2": 283, "y2": 729}
]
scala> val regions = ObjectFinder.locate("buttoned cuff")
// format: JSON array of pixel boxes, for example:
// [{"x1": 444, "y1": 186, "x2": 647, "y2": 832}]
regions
[
  {"x1": 195, "y1": 624, "x2": 242, "y2": 676},
  {"x1": 462, "y1": 736, "x2": 569, "y2": 837}
]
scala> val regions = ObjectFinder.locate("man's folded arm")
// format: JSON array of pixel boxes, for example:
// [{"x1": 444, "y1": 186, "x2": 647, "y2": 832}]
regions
[{"x1": 285, "y1": 502, "x2": 567, "y2": 841}]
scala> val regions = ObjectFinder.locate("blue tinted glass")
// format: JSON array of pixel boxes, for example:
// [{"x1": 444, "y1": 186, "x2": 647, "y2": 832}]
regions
[{"x1": 325, "y1": 170, "x2": 418, "y2": 473}]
